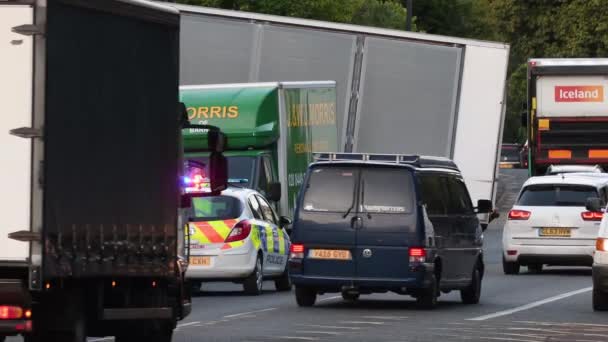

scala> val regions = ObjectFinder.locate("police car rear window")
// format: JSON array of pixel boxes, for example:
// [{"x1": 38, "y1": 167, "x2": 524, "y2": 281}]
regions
[
  {"x1": 303, "y1": 167, "x2": 356, "y2": 212},
  {"x1": 192, "y1": 196, "x2": 242, "y2": 221}
]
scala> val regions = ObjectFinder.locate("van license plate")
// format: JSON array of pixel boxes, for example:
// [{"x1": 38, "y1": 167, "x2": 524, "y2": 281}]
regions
[
  {"x1": 540, "y1": 228, "x2": 571, "y2": 237},
  {"x1": 309, "y1": 249, "x2": 351, "y2": 260},
  {"x1": 189, "y1": 256, "x2": 211, "y2": 266}
]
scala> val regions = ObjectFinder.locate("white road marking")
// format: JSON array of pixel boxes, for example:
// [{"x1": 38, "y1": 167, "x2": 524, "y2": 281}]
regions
[
  {"x1": 298, "y1": 324, "x2": 361, "y2": 330},
  {"x1": 317, "y1": 295, "x2": 341, "y2": 303},
  {"x1": 224, "y1": 307, "x2": 277, "y2": 318},
  {"x1": 295, "y1": 330, "x2": 343, "y2": 335},
  {"x1": 177, "y1": 321, "x2": 201, "y2": 328},
  {"x1": 339, "y1": 321, "x2": 385, "y2": 325},
  {"x1": 363, "y1": 315, "x2": 408, "y2": 320},
  {"x1": 467, "y1": 287, "x2": 592, "y2": 321},
  {"x1": 275, "y1": 336, "x2": 319, "y2": 341}
]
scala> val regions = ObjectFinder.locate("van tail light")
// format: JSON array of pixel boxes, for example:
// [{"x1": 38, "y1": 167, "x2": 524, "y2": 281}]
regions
[
  {"x1": 290, "y1": 243, "x2": 305, "y2": 259},
  {"x1": 581, "y1": 211, "x2": 603, "y2": 221},
  {"x1": 0, "y1": 306, "x2": 23, "y2": 320},
  {"x1": 224, "y1": 220, "x2": 252, "y2": 243},
  {"x1": 508, "y1": 209, "x2": 531, "y2": 220},
  {"x1": 409, "y1": 247, "x2": 426, "y2": 263},
  {"x1": 597, "y1": 238, "x2": 607, "y2": 252}
]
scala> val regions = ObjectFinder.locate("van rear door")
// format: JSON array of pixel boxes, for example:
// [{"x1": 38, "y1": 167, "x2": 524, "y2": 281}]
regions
[
  {"x1": 294, "y1": 166, "x2": 358, "y2": 279},
  {"x1": 356, "y1": 167, "x2": 419, "y2": 282}
]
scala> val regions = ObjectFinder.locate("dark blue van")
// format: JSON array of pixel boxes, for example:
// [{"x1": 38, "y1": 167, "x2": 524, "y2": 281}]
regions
[{"x1": 288, "y1": 153, "x2": 493, "y2": 309}]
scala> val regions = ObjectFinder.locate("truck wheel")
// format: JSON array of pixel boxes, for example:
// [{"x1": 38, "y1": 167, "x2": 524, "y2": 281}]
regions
[
  {"x1": 593, "y1": 288, "x2": 608, "y2": 311},
  {"x1": 528, "y1": 264, "x2": 543, "y2": 274},
  {"x1": 274, "y1": 267, "x2": 292, "y2": 292},
  {"x1": 503, "y1": 256, "x2": 520, "y2": 275},
  {"x1": 416, "y1": 274, "x2": 439, "y2": 310},
  {"x1": 295, "y1": 286, "x2": 317, "y2": 307},
  {"x1": 244, "y1": 255, "x2": 263, "y2": 295},
  {"x1": 461, "y1": 267, "x2": 482, "y2": 304}
]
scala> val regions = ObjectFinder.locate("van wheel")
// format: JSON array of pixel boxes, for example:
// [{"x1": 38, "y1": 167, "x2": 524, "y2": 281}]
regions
[
  {"x1": 295, "y1": 286, "x2": 317, "y2": 307},
  {"x1": 275, "y1": 267, "x2": 292, "y2": 292},
  {"x1": 461, "y1": 267, "x2": 481, "y2": 304},
  {"x1": 244, "y1": 255, "x2": 263, "y2": 295},
  {"x1": 502, "y1": 256, "x2": 520, "y2": 275},
  {"x1": 528, "y1": 264, "x2": 543, "y2": 274},
  {"x1": 416, "y1": 274, "x2": 438, "y2": 310},
  {"x1": 593, "y1": 288, "x2": 608, "y2": 311},
  {"x1": 341, "y1": 292, "x2": 360, "y2": 302}
]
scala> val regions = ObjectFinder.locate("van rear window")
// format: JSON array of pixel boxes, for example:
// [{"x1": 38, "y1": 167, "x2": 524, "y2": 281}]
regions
[
  {"x1": 518, "y1": 185, "x2": 599, "y2": 207},
  {"x1": 361, "y1": 168, "x2": 414, "y2": 214},
  {"x1": 303, "y1": 167, "x2": 356, "y2": 212}
]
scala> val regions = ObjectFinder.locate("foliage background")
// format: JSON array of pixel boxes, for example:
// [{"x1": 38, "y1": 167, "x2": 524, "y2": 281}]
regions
[{"x1": 177, "y1": 0, "x2": 608, "y2": 143}]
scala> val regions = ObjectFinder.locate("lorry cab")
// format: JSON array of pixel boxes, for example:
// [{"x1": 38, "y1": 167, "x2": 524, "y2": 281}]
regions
[{"x1": 288, "y1": 153, "x2": 493, "y2": 309}]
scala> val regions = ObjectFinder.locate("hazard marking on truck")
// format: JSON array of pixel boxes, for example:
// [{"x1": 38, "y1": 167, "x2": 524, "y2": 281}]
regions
[{"x1": 554, "y1": 85, "x2": 604, "y2": 102}]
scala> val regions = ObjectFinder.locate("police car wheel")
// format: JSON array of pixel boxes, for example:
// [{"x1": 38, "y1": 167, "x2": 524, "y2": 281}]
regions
[
  {"x1": 244, "y1": 256, "x2": 263, "y2": 295},
  {"x1": 416, "y1": 274, "x2": 438, "y2": 310},
  {"x1": 295, "y1": 286, "x2": 317, "y2": 307},
  {"x1": 460, "y1": 267, "x2": 481, "y2": 304},
  {"x1": 275, "y1": 268, "x2": 292, "y2": 292}
]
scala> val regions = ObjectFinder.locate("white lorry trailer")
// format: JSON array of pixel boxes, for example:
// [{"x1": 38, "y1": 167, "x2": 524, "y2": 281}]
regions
[{"x1": 171, "y1": 3, "x2": 510, "y2": 227}]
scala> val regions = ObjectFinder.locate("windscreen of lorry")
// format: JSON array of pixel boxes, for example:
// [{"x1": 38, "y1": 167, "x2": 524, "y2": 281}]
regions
[
  {"x1": 518, "y1": 185, "x2": 599, "y2": 207},
  {"x1": 302, "y1": 167, "x2": 357, "y2": 212},
  {"x1": 192, "y1": 196, "x2": 243, "y2": 221},
  {"x1": 189, "y1": 156, "x2": 254, "y2": 186},
  {"x1": 501, "y1": 146, "x2": 520, "y2": 162},
  {"x1": 360, "y1": 168, "x2": 414, "y2": 214}
]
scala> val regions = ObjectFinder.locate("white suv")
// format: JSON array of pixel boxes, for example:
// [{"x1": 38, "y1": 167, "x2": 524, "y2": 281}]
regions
[
  {"x1": 593, "y1": 200, "x2": 608, "y2": 311},
  {"x1": 502, "y1": 174, "x2": 608, "y2": 274}
]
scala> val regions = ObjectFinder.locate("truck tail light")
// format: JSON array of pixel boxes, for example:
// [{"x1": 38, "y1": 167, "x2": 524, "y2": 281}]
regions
[
  {"x1": 290, "y1": 243, "x2": 305, "y2": 259},
  {"x1": 225, "y1": 220, "x2": 251, "y2": 243},
  {"x1": 597, "y1": 238, "x2": 607, "y2": 252},
  {"x1": 0, "y1": 306, "x2": 23, "y2": 320},
  {"x1": 581, "y1": 211, "x2": 603, "y2": 221},
  {"x1": 508, "y1": 209, "x2": 531, "y2": 220},
  {"x1": 409, "y1": 247, "x2": 426, "y2": 263}
]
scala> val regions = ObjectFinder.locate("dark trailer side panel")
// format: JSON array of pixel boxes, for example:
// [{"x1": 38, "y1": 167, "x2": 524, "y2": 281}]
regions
[{"x1": 43, "y1": 0, "x2": 180, "y2": 278}]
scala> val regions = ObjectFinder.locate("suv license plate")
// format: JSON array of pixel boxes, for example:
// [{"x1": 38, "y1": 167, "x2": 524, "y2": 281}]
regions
[
  {"x1": 309, "y1": 249, "x2": 351, "y2": 260},
  {"x1": 190, "y1": 256, "x2": 211, "y2": 266},
  {"x1": 540, "y1": 227, "x2": 571, "y2": 237}
]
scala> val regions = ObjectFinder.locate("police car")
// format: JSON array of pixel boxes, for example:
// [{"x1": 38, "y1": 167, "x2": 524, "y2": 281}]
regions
[{"x1": 186, "y1": 187, "x2": 292, "y2": 295}]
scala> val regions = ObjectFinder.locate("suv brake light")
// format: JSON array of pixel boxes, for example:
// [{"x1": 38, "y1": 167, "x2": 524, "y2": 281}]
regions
[
  {"x1": 290, "y1": 243, "x2": 305, "y2": 259},
  {"x1": 409, "y1": 247, "x2": 426, "y2": 263},
  {"x1": 508, "y1": 209, "x2": 531, "y2": 220},
  {"x1": 582, "y1": 211, "x2": 603, "y2": 221},
  {"x1": 0, "y1": 306, "x2": 23, "y2": 320},
  {"x1": 224, "y1": 220, "x2": 251, "y2": 243}
]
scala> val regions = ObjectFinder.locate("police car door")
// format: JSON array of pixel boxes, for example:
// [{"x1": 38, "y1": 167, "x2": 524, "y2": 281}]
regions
[{"x1": 256, "y1": 195, "x2": 287, "y2": 275}]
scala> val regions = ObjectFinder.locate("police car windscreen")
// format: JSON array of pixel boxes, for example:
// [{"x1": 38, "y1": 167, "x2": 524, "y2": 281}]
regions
[
  {"x1": 303, "y1": 167, "x2": 357, "y2": 212},
  {"x1": 192, "y1": 196, "x2": 243, "y2": 221},
  {"x1": 518, "y1": 185, "x2": 599, "y2": 207},
  {"x1": 361, "y1": 168, "x2": 414, "y2": 214}
]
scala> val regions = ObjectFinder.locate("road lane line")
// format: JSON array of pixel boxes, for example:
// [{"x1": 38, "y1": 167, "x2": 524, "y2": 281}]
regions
[
  {"x1": 467, "y1": 286, "x2": 592, "y2": 321},
  {"x1": 177, "y1": 321, "x2": 201, "y2": 328},
  {"x1": 339, "y1": 321, "x2": 385, "y2": 325},
  {"x1": 317, "y1": 295, "x2": 341, "y2": 303},
  {"x1": 275, "y1": 336, "x2": 319, "y2": 341},
  {"x1": 298, "y1": 324, "x2": 361, "y2": 330},
  {"x1": 295, "y1": 331, "x2": 343, "y2": 335},
  {"x1": 363, "y1": 315, "x2": 408, "y2": 320},
  {"x1": 224, "y1": 307, "x2": 277, "y2": 318}
]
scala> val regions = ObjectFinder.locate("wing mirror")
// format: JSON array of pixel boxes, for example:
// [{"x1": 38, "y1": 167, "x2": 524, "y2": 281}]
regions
[
  {"x1": 476, "y1": 199, "x2": 493, "y2": 214},
  {"x1": 586, "y1": 197, "x2": 602, "y2": 212}
]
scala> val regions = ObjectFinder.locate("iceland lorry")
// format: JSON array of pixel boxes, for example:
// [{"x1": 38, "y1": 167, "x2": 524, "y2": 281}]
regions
[
  {"x1": 180, "y1": 81, "x2": 338, "y2": 218},
  {"x1": 0, "y1": 0, "x2": 191, "y2": 340},
  {"x1": 171, "y1": 3, "x2": 510, "y2": 227},
  {"x1": 524, "y1": 58, "x2": 608, "y2": 176}
]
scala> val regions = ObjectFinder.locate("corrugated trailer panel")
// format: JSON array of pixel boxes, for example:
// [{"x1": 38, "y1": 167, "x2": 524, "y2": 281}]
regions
[
  {"x1": 0, "y1": 5, "x2": 33, "y2": 263},
  {"x1": 42, "y1": 0, "x2": 180, "y2": 278}
]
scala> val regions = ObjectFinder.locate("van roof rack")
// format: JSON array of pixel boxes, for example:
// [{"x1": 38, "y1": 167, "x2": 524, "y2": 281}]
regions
[{"x1": 313, "y1": 152, "x2": 459, "y2": 171}]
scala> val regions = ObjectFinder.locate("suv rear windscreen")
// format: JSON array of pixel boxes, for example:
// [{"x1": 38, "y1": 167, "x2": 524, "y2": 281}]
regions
[
  {"x1": 192, "y1": 196, "x2": 242, "y2": 220},
  {"x1": 518, "y1": 185, "x2": 599, "y2": 207},
  {"x1": 361, "y1": 168, "x2": 414, "y2": 214},
  {"x1": 303, "y1": 167, "x2": 357, "y2": 212}
]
